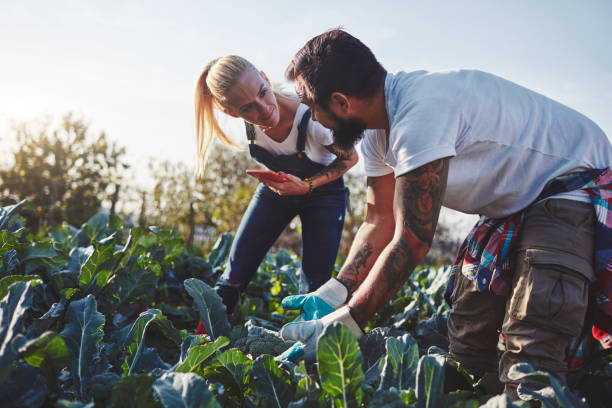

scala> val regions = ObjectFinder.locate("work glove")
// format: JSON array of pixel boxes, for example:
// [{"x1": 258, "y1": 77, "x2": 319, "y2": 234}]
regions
[
  {"x1": 277, "y1": 305, "x2": 364, "y2": 362},
  {"x1": 281, "y1": 278, "x2": 348, "y2": 321}
]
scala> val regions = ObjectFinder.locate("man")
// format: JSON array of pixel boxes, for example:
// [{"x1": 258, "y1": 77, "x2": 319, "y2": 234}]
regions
[{"x1": 276, "y1": 29, "x2": 612, "y2": 399}]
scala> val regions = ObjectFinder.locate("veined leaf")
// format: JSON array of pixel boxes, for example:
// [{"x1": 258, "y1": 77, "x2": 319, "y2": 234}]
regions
[
  {"x1": 60, "y1": 295, "x2": 105, "y2": 398},
  {"x1": 80, "y1": 242, "x2": 114, "y2": 286},
  {"x1": 480, "y1": 394, "x2": 523, "y2": 407},
  {"x1": 176, "y1": 336, "x2": 229, "y2": 373},
  {"x1": 112, "y1": 268, "x2": 158, "y2": 318},
  {"x1": 0, "y1": 249, "x2": 19, "y2": 278},
  {"x1": 0, "y1": 275, "x2": 42, "y2": 300},
  {"x1": 0, "y1": 281, "x2": 34, "y2": 378},
  {"x1": 153, "y1": 372, "x2": 221, "y2": 408},
  {"x1": 121, "y1": 309, "x2": 165, "y2": 376},
  {"x1": 184, "y1": 279, "x2": 230, "y2": 341},
  {"x1": 252, "y1": 354, "x2": 294, "y2": 408},
  {"x1": 317, "y1": 322, "x2": 364, "y2": 408},
  {"x1": 112, "y1": 374, "x2": 161, "y2": 408},
  {"x1": 415, "y1": 355, "x2": 445, "y2": 408},
  {"x1": 204, "y1": 348, "x2": 252, "y2": 407},
  {"x1": 207, "y1": 233, "x2": 233, "y2": 268},
  {"x1": 0, "y1": 200, "x2": 26, "y2": 231},
  {"x1": 19, "y1": 331, "x2": 69, "y2": 392},
  {"x1": 379, "y1": 334, "x2": 418, "y2": 391}
]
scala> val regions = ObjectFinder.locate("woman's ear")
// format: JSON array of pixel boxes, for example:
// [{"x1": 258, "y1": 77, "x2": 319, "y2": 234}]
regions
[
  {"x1": 218, "y1": 103, "x2": 240, "y2": 118},
  {"x1": 260, "y1": 70, "x2": 270, "y2": 84}
]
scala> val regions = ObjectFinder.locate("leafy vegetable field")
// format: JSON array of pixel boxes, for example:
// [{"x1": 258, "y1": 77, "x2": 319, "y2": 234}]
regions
[{"x1": 1, "y1": 201, "x2": 610, "y2": 407}]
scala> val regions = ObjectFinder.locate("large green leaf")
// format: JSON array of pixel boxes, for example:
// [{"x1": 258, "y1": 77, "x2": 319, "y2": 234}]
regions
[
  {"x1": 60, "y1": 294, "x2": 106, "y2": 398},
  {"x1": 121, "y1": 309, "x2": 166, "y2": 376},
  {"x1": 480, "y1": 394, "x2": 523, "y2": 407},
  {"x1": 204, "y1": 348, "x2": 252, "y2": 407},
  {"x1": 20, "y1": 331, "x2": 69, "y2": 392},
  {"x1": 415, "y1": 355, "x2": 445, "y2": 408},
  {"x1": 153, "y1": 372, "x2": 221, "y2": 408},
  {"x1": 184, "y1": 279, "x2": 231, "y2": 341},
  {"x1": 0, "y1": 281, "x2": 34, "y2": 378},
  {"x1": 176, "y1": 336, "x2": 229, "y2": 374},
  {"x1": 112, "y1": 374, "x2": 162, "y2": 408},
  {"x1": 508, "y1": 363, "x2": 588, "y2": 408},
  {"x1": 0, "y1": 275, "x2": 42, "y2": 300},
  {"x1": 252, "y1": 354, "x2": 295, "y2": 408},
  {"x1": 207, "y1": 233, "x2": 233, "y2": 268},
  {"x1": 379, "y1": 334, "x2": 419, "y2": 391},
  {"x1": 79, "y1": 242, "x2": 114, "y2": 286},
  {"x1": 0, "y1": 200, "x2": 26, "y2": 231},
  {"x1": 317, "y1": 322, "x2": 364, "y2": 408},
  {"x1": 111, "y1": 268, "x2": 158, "y2": 318}
]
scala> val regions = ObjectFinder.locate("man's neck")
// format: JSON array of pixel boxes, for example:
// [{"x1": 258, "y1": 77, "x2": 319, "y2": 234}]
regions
[{"x1": 353, "y1": 83, "x2": 389, "y2": 132}]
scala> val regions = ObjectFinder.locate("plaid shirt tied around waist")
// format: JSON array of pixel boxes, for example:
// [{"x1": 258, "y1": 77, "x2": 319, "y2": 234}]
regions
[{"x1": 446, "y1": 168, "x2": 612, "y2": 335}]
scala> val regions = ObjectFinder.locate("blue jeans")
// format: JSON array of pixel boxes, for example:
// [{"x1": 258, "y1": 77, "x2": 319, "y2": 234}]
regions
[{"x1": 216, "y1": 178, "x2": 346, "y2": 313}]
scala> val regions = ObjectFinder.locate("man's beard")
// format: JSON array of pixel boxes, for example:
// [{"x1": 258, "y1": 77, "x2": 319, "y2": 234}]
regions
[{"x1": 329, "y1": 111, "x2": 367, "y2": 150}]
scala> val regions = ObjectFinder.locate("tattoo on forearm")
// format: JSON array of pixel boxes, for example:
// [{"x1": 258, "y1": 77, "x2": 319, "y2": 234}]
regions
[
  {"x1": 349, "y1": 158, "x2": 449, "y2": 326},
  {"x1": 313, "y1": 158, "x2": 347, "y2": 181},
  {"x1": 337, "y1": 242, "x2": 374, "y2": 293},
  {"x1": 325, "y1": 143, "x2": 355, "y2": 160}
]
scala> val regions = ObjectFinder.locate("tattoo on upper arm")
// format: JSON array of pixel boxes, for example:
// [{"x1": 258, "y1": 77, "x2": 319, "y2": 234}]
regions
[{"x1": 396, "y1": 158, "x2": 448, "y2": 243}]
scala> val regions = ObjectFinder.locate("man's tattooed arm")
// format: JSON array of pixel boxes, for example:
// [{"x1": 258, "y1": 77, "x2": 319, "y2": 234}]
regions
[
  {"x1": 336, "y1": 174, "x2": 396, "y2": 294},
  {"x1": 308, "y1": 143, "x2": 358, "y2": 188},
  {"x1": 348, "y1": 158, "x2": 450, "y2": 325}
]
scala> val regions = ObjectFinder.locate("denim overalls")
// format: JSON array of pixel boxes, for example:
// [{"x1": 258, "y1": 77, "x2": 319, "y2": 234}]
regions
[{"x1": 215, "y1": 109, "x2": 347, "y2": 313}]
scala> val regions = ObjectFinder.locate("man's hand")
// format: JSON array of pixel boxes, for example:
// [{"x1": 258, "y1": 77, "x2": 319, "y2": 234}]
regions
[
  {"x1": 281, "y1": 278, "x2": 348, "y2": 321},
  {"x1": 279, "y1": 305, "x2": 364, "y2": 362}
]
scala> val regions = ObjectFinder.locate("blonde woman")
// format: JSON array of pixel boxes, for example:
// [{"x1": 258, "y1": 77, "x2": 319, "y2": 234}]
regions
[{"x1": 194, "y1": 55, "x2": 358, "y2": 327}]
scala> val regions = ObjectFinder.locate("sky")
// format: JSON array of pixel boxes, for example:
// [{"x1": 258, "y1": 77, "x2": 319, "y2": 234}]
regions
[{"x1": 1, "y1": 0, "x2": 611, "y2": 232}]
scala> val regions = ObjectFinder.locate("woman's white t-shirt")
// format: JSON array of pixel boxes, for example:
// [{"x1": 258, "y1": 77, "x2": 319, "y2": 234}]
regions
[
  {"x1": 251, "y1": 103, "x2": 336, "y2": 166},
  {"x1": 361, "y1": 70, "x2": 612, "y2": 218}
]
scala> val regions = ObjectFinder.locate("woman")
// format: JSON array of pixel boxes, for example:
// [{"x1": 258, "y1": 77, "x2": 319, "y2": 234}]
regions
[{"x1": 193, "y1": 55, "x2": 358, "y2": 323}]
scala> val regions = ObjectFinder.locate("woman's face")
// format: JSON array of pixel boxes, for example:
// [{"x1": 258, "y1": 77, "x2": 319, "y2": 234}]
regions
[{"x1": 225, "y1": 70, "x2": 280, "y2": 128}]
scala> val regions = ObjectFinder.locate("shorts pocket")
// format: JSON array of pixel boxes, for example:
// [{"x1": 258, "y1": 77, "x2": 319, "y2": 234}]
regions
[{"x1": 509, "y1": 249, "x2": 589, "y2": 337}]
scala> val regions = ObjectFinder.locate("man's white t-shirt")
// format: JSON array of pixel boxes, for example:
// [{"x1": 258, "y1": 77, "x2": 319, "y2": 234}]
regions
[
  {"x1": 361, "y1": 70, "x2": 612, "y2": 218},
  {"x1": 251, "y1": 103, "x2": 336, "y2": 166}
]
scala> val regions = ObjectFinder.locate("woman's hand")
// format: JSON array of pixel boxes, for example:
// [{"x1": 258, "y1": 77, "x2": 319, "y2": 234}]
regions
[{"x1": 259, "y1": 172, "x2": 309, "y2": 195}]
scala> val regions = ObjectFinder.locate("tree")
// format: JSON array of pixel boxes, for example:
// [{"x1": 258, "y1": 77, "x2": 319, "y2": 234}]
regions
[{"x1": 0, "y1": 114, "x2": 129, "y2": 229}]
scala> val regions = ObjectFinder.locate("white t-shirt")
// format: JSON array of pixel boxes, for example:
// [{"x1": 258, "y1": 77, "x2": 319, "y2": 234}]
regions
[
  {"x1": 361, "y1": 70, "x2": 612, "y2": 218},
  {"x1": 251, "y1": 103, "x2": 336, "y2": 166}
]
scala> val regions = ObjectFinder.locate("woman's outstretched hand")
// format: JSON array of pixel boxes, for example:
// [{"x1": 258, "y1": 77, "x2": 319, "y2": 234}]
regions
[{"x1": 259, "y1": 172, "x2": 310, "y2": 195}]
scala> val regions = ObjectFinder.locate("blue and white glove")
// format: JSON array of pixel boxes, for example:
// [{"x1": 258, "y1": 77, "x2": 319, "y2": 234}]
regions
[
  {"x1": 281, "y1": 278, "x2": 348, "y2": 321},
  {"x1": 278, "y1": 305, "x2": 364, "y2": 362}
]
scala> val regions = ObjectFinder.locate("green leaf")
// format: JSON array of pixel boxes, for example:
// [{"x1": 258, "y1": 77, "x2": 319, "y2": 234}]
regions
[
  {"x1": 0, "y1": 275, "x2": 42, "y2": 300},
  {"x1": 112, "y1": 374, "x2": 162, "y2": 408},
  {"x1": 0, "y1": 281, "x2": 34, "y2": 378},
  {"x1": 21, "y1": 242, "x2": 59, "y2": 261},
  {"x1": 415, "y1": 355, "x2": 445, "y2": 408},
  {"x1": 379, "y1": 334, "x2": 418, "y2": 391},
  {"x1": 207, "y1": 233, "x2": 233, "y2": 268},
  {"x1": 60, "y1": 294, "x2": 105, "y2": 398},
  {"x1": 480, "y1": 394, "x2": 523, "y2": 407},
  {"x1": 112, "y1": 268, "x2": 158, "y2": 318},
  {"x1": 184, "y1": 279, "x2": 231, "y2": 341},
  {"x1": 204, "y1": 348, "x2": 252, "y2": 407},
  {"x1": 317, "y1": 322, "x2": 364, "y2": 408},
  {"x1": 80, "y1": 242, "x2": 114, "y2": 286},
  {"x1": 176, "y1": 336, "x2": 229, "y2": 374},
  {"x1": 0, "y1": 200, "x2": 26, "y2": 231},
  {"x1": 19, "y1": 331, "x2": 69, "y2": 392},
  {"x1": 121, "y1": 309, "x2": 165, "y2": 376},
  {"x1": 252, "y1": 354, "x2": 295, "y2": 408},
  {"x1": 153, "y1": 372, "x2": 221, "y2": 408}
]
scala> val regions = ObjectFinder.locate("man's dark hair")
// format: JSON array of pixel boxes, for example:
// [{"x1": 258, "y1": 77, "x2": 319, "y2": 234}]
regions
[{"x1": 286, "y1": 29, "x2": 386, "y2": 107}]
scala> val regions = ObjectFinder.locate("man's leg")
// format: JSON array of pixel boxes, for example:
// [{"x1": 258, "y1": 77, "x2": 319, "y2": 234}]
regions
[
  {"x1": 500, "y1": 199, "x2": 595, "y2": 399},
  {"x1": 447, "y1": 264, "x2": 507, "y2": 379}
]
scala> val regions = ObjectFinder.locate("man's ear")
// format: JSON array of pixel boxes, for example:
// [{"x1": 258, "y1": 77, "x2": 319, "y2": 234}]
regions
[{"x1": 329, "y1": 92, "x2": 351, "y2": 116}]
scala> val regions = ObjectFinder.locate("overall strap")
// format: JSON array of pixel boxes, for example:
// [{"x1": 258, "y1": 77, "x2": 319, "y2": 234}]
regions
[
  {"x1": 296, "y1": 109, "x2": 311, "y2": 152},
  {"x1": 244, "y1": 121, "x2": 256, "y2": 144}
]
